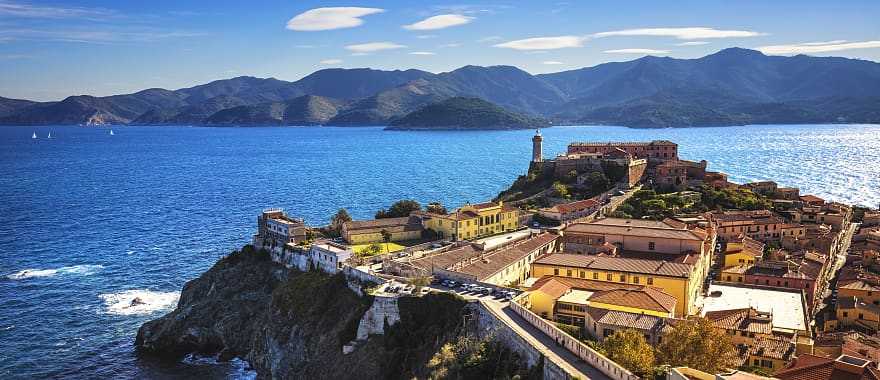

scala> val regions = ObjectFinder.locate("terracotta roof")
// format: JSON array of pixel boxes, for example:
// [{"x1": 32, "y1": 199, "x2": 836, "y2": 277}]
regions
[
  {"x1": 775, "y1": 354, "x2": 880, "y2": 380},
  {"x1": 568, "y1": 140, "x2": 676, "y2": 147},
  {"x1": 800, "y1": 195, "x2": 826, "y2": 203},
  {"x1": 588, "y1": 308, "x2": 665, "y2": 331},
  {"x1": 838, "y1": 296, "x2": 880, "y2": 315},
  {"x1": 815, "y1": 332, "x2": 880, "y2": 362},
  {"x1": 566, "y1": 218, "x2": 707, "y2": 241},
  {"x1": 706, "y1": 308, "x2": 773, "y2": 335},
  {"x1": 408, "y1": 244, "x2": 482, "y2": 272},
  {"x1": 744, "y1": 337, "x2": 796, "y2": 361},
  {"x1": 532, "y1": 278, "x2": 572, "y2": 299},
  {"x1": 533, "y1": 253, "x2": 695, "y2": 278},
  {"x1": 588, "y1": 287, "x2": 676, "y2": 313},
  {"x1": 841, "y1": 280, "x2": 880, "y2": 292},
  {"x1": 528, "y1": 275, "x2": 643, "y2": 293},
  {"x1": 548, "y1": 199, "x2": 600, "y2": 214},
  {"x1": 344, "y1": 216, "x2": 423, "y2": 233},
  {"x1": 726, "y1": 235, "x2": 766, "y2": 257},
  {"x1": 471, "y1": 201, "x2": 499, "y2": 210},
  {"x1": 449, "y1": 233, "x2": 558, "y2": 280}
]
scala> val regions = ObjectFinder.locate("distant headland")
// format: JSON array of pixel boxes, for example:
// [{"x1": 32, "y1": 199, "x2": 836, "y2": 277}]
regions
[{"x1": 2, "y1": 48, "x2": 880, "y2": 128}]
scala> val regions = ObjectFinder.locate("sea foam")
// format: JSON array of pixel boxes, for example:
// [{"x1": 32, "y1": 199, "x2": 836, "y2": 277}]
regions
[
  {"x1": 99, "y1": 289, "x2": 180, "y2": 316},
  {"x1": 6, "y1": 264, "x2": 104, "y2": 280}
]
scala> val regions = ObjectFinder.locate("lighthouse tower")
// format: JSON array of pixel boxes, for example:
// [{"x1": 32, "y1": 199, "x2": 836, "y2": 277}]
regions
[{"x1": 531, "y1": 129, "x2": 543, "y2": 163}]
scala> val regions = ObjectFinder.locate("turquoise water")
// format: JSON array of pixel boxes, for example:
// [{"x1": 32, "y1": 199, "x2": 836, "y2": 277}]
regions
[{"x1": 0, "y1": 124, "x2": 878, "y2": 379}]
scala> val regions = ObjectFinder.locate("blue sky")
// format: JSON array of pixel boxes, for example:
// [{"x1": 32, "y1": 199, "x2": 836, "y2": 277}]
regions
[{"x1": 1, "y1": 0, "x2": 879, "y2": 101}]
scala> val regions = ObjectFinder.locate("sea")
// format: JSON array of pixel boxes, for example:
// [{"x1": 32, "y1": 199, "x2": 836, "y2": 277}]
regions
[{"x1": 1, "y1": 124, "x2": 878, "y2": 379}]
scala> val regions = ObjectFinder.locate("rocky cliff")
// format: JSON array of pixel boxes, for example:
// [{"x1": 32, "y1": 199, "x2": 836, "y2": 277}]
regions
[{"x1": 135, "y1": 246, "x2": 539, "y2": 379}]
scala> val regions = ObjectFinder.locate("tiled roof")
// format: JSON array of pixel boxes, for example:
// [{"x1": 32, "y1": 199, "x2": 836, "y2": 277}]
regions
[
  {"x1": 566, "y1": 218, "x2": 706, "y2": 241},
  {"x1": 775, "y1": 354, "x2": 880, "y2": 380},
  {"x1": 450, "y1": 233, "x2": 558, "y2": 280},
  {"x1": 588, "y1": 287, "x2": 676, "y2": 313},
  {"x1": 532, "y1": 277, "x2": 572, "y2": 299},
  {"x1": 408, "y1": 244, "x2": 482, "y2": 272},
  {"x1": 838, "y1": 296, "x2": 880, "y2": 315},
  {"x1": 528, "y1": 275, "x2": 643, "y2": 294},
  {"x1": 568, "y1": 140, "x2": 676, "y2": 147},
  {"x1": 589, "y1": 308, "x2": 664, "y2": 331},
  {"x1": 705, "y1": 308, "x2": 773, "y2": 335},
  {"x1": 800, "y1": 195, "x2": 825, "y2": 203},
  {"x1": 471, "y1": 201, "x2": 500, "y2": 210},
  {"x1": 840, "y1": 280, "x2": 880, "y2": 292},
  {"x1": 533, "y1": 253, "x2": 694, "y2": 278},
  {"x1": 344, "y1": 216, "x2": 423, "y2": 233},
  {"x1": 548, "y1": 199, "x2": 600, "y2": 214},
  {"x1": 726, "y1": 235, "x2": 766, "y2": 257}
]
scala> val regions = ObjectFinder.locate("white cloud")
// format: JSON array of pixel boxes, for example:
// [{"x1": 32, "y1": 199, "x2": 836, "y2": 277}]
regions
[
  {"x1": 593, "y1": 27, "x2": 764, "y2": 40},
  {"x1": 494, "y1": 35, "x2": 586, "y2": 50},
  {"x1": 439, "y1": 43, "x2": 461, "y2": 48},
  {"x1": 0, "y1": 0, "x2": 115, "y2": 19},
  {"x1": 409, "y1": 51, "x2": 436, "y2": 55},
  {"x1": 757, "y1": 40, "x2": 880, "y2": 55},
  {"x1": 320, "y1": 59, "x2": 343, "y2": 64},
  {"x1": 478, "y1": 36, "x2": 503, "y2": 43},
  {"x1": 604, "y1": 48, "x2": 670, "y2": 54},
  {"x1": 286, "y1": 7, "x2": 384, "y2": 31},
  {"x1": 676, "y1": 41, "x2": 709, "y2": 46},
  {"x1": 403, "y1": 14, "x2": 474, "y2": 30},
  {"x1": 344, "y1": 41, "x2": 406, "y2": 53},
  {"x1": 542, "y1": 61, "x2": 564, "y2": 65},
  {"x1": 415, "y1": 34, "x2": 437, "y2": 39}
]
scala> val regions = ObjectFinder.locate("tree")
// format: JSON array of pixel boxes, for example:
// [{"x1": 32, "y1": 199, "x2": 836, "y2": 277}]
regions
[
  {"x1": 601, "y1": 329, "x2": 655, "y2": 375},
  {"x1": 585, "y1": 171, "x2": 611, "y2": 194},
  {"x1": 656, "y1": 317, "x2": 738, "y2": 373},
  {"x1": 376, "y1": 199, "x2": 422, "y2": 219},
  {"x1": 564, "y1": 170, "x2": 578, "y2": 184},
  {"x1": 552, "y1": 181, "x2": 570, "y2": 199},
  {"x1": 426, "y1": 202, "x2": 448, "y2": 215},
  {"x1": 330, "y1": 208, "x2": 352, "y2": 231},
  {"x1": 380, "y1": 229, "x2": 392, "y2": 253}
]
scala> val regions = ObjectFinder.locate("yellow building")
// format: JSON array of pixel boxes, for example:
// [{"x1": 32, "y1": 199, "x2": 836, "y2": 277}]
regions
[
  {"x1": 838, "y1": 278, "x2": 880, "y2": 307},
  {"x1": 419, "y1": 201, "x2": 520, "y2": 241},
  {"x1": 530, "y1": 253, "x2": 700, "y2": 316},
  {"x1": 341, "y1": 216, "x2": 424, "y2": 244},
  {"x1": 723, "y1": 235, "x2": 765, "y2": 268},
  {"x1": 836, "y1": 296, "x2": 880, "y2": 333},
  {"x1": 705, "y1": 308, "x2": 797, "y2": 372}
]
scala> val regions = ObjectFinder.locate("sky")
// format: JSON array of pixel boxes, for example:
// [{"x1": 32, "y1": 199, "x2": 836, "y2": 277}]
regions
[{"x1": 1, "y1": 0, "x2": 879, "y2": 101}]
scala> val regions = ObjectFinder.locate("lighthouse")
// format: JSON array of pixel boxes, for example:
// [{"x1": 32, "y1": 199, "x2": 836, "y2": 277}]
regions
[{"x1": 531, "y1": 129, "x2": 543, "y2": 163}]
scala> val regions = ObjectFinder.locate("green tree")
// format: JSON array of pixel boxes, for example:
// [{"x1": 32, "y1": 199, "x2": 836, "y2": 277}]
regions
[
  {"x1": 656, "y1": 317, "x2": 738, "y2": 373},
  {"x1": 376, "y1": 199, "x2": 422, "y2": 219},
  {"x1": 330, "y1": 208, "x2": 352, "y2": 232},
  {"x1": 585, "y1": 171, "x2": 611, "y2": 194},
  {"x1": 565, "y1": 170, "x2": 579, "y2": 184},
  {"x1": 368, "y1": 243, "x2": 382, "y2": 255},
  {"x1": 602, "y1": 329, "x2": 655, "y2": 375},
  {"x1": 380, "y1": 229, "x2": 392, "y2": 253},
  {"x1": 426, "y1": 202, "x2": 448, "y2": 215},
  {"x1": 552, "y1": 181, "x2": 570, "y2": 199}
]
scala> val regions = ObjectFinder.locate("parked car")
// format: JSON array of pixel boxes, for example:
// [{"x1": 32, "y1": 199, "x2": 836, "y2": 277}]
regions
[{"x1": 420, "y1": 288, "x2": 430, "y2": 295}]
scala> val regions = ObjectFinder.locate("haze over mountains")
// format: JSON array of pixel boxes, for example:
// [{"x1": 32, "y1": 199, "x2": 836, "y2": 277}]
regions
[{"x1": 2, "y1": 48, "x2": 879, "y2": 128}]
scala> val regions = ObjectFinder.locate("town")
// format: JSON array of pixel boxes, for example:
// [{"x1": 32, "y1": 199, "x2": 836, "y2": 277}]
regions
[{"x1": 251, "y1": 132, "x2": 880, "y2": 380}]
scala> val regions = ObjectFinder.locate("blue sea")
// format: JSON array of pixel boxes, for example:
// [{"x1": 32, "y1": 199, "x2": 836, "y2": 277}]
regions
[{"x1": 1, "y1": 124, "x2": 878, "y2": 379}]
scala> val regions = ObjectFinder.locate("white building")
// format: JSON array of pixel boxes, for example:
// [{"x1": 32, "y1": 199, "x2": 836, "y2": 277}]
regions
[{"x1": 309, "y1": 241, "x2": 353, "y2": 274}]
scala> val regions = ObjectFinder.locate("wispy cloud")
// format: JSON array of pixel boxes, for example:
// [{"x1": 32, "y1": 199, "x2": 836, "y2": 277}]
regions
[
  {"x1": 593, "y1": 27, "x2": 764, "y2": 40},
  {"x1": 320, "y1": 58, "x2": 343, "y2": 64},
  {"x1": 0, "y1": 28, "x2": 206, "y2": 43},
  {"x1": 438, "y1": 42, "x2": 461, "y2": 48},
  {"x1": 344, "y1": 41, "x2": 406, "y2": 53},
  {"x1": 757, "y1": 40, "x2": 880, "y2": 55},
  {"x1": 0, "y1": 0, "x2": 116, "y2": 20},
  {"x1": 604, "y1": 48, "x2": 670, "y2": 54},
  {"x1": 494, "y1": 35, "x2": 586, "y2": 50},
  {"x1": 409, "y1": 51, "x2": 435, "y2": 55},
  {"x1": 403, "y1": 14, "x2": 474, "y2": 30},
  {"x1": 542, "y1": 61, "x2": 564, "y2": 65},
  {"x1": 415, "y1": 34, "x2": 437, "y2": 39},
  {"x1": 676, "y1": 41, "x2": 709, "y2": 46},
  {"x1": 478, "y1": 36, "x2": 503, "y2": 43},
  {"x1": 431, "y1": 4, "x2": 508, "y2": 15},
  {"x1": 286, "y1": 7, "x2": 384, "y2": 31}
]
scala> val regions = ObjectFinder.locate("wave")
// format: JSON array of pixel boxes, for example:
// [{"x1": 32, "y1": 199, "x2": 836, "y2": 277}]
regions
[
  {"x1": 182, "y1": 354, "x2": 256, "y2": 379},
  {"x1": 6, "y1": 264, "x2": 104, "y2": 280},
  {"x1": 99, "y1": 289, "x2": 180, "y2": 316}
]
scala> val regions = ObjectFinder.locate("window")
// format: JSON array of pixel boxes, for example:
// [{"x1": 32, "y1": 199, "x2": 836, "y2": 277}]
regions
[
  {"x1": 860, "y1": 313, "x2": 865, "y2": 320},
  {"x1": 580, "y1": 271, "x2": 585, "y2": 278},
  {"x1": 843, "y1": 311, "x2": 848, "y2": 317},
  {"x1": 606, "y1": 273, "x2": 612, "y2": 281},
  {"x1": 593, "y1": 272, "x2": 599, "y2": 280},
  {"x1": 619, "y1": 275, "x2": 626, "y2": 282},
  {"x1": 648, "y1": 242, "x2": 656, "y2": 251},
  {"x1": 633, "y1": 276, "x2": 640, "y2": 284},
  {"x1": 554, "y1": 268, "x2": 559, "y2": 276},
  {"x1": 567, "y1": 270, "x2": 572, "y2": 277}
]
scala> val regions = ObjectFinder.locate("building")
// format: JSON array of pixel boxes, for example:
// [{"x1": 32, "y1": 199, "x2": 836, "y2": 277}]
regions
[
  {"x1": 531, "y1": 253, "x2": 700, "y2": 316},
  {"x1": 309, "y1": 241, "x2": 352, "y2": 274},
  {"x1": 417, "y1": 201, "x2": 520, "y2": 241},
  {"x1": 799, "y1": 195, "x2": 826, "y2": 207},
  {"x1": 838, "y1": 268, "x2": 880, "y2": 307},
  {"x1": 341, "y1": 216, "x2": 424, "y2": 244},
  {"x1": 788, "y1": 202, "x2": 852, "y2": 231},
  {"x1": 743, "y1": 181, "x2": 779, "y2": 196},
  {"x1": 703, "y1": 283, "x2": 810, "y2": 336},
  {"x1": 723, "y1": 235, "x2": 765, "y2": 268},
  {"x1": 814, "y1": 332, "x2": 880, "y2": 363},
  {"x1": 712, "y1": 210, "x2": 805, "y2": 243},
  {"x1": 541, "y1": 149, "x2": 647, "y2": 187},
  {"x1": 403, "y1": 232, "x2": 558, "y2": 286},
  {"x1": 741, "y1": 337, "x2": 797, "y2": 373},
  {"x1": 705, "y1": 307, "x2": 798, "y2": 372},
  {"x1": 836, "y1": 296, "x2": 880, "y2": 334},
  {"x1": 255, "y1": 208, "x2": 308, "y2": 248},
  {"x1": 532, "y1": 129, "x2": 543, "y2": 162},
  {"x1": 654, "y1": 159, "x2": 709, "y2": 191},
  {"x1": 774, "y1": 354, "x2": 880, "y2": 380},
  {"x1": 719, "y1": 257, "x2": 825, "y2": 311},
  {"x1": 566, "y1": 140, "x2": 678, "y2": 162},
  {"x1": 538, "y1": 198, "x2": 600, "y2": 223}
]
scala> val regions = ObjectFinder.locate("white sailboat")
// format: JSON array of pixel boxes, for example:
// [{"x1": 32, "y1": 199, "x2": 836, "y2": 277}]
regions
[
  {"x1": 32, "y1": 132, "x2": 37, "y2": 139},
  {"x1": 47, "y1": 132, "x2": 52, "y2": 139},
  {"x1": 109, "y1": 129, "x2": 115, "y2": 136}
]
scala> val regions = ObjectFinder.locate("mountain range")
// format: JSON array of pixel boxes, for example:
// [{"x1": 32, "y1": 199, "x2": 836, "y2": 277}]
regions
[{"x1": 3, "y1": 48, "x2": 880, "y2": 128}]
